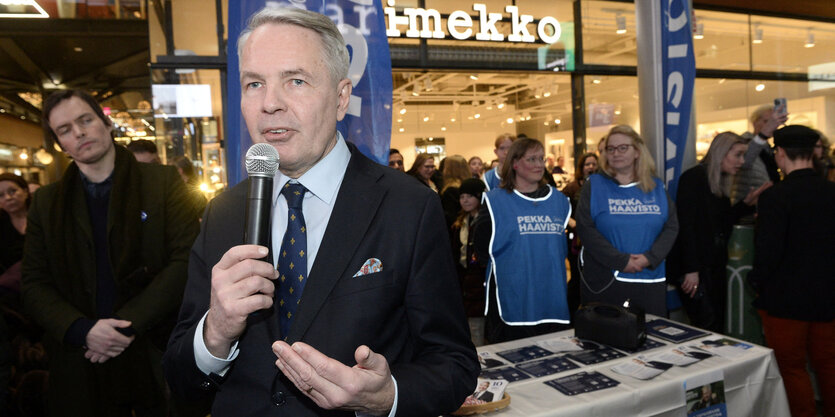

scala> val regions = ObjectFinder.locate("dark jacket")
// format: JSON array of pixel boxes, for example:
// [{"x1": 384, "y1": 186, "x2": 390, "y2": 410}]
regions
[
  {"x1": 22, "y1": 146, "x2": 200, "y2": 415},
  {"x1": 748, "y1": 168, "x2": 835, "y2": 321}
]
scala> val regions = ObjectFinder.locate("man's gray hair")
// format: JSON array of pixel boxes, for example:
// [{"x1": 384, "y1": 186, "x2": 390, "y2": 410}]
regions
[
  {"x1": 749, "y1": 104, "x2": 773, "y2": 126},
  {"x1": 237, "y1": 6, "x2": 350, "y2": 83}
]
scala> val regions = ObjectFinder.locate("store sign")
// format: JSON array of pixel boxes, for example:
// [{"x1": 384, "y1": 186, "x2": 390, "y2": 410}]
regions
[
  {"x1": 662, "y1": 0, "x2": 695, "y2": 199},
  {"x1": 384, "y1": 0, "x2": 561, "y2": 44},
  {"x1": 0, "y1": 0, "x2": 49, "y2": 18}
]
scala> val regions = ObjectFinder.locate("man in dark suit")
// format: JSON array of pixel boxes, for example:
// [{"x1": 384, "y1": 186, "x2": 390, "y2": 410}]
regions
[
  {"x1": 162, "y1": 6, "x2": 478, "y2": 417},
  {"x1": 22, "y1": 89, "x2": 200, "y2": 416},
  {"x1": 748, "y1": 125, "x2": 835, "y2": 417}
]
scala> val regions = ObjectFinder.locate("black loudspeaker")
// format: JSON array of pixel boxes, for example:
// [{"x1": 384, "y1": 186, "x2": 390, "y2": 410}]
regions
[{"x1": 574, "y1": 302, "x2": 646, "y2": 350}]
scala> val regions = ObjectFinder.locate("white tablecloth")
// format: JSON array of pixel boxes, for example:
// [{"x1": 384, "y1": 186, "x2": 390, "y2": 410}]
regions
[{"x1": 476, "y1": 325, "x2": 790, "y2": 417}]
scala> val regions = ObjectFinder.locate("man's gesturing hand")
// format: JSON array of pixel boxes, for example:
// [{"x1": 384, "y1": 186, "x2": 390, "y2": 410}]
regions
[
  {"x1": 204, "y1": 245, "x2": 278, "y2": 357},
  {"x1": 272, "y1": 341, "x2": 396, "y2": 416}
]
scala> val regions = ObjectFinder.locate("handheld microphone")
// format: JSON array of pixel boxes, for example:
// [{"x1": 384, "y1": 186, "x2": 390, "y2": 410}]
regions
[{"x1": 244, "y1": 143, "x2": 280, "y2": 259}]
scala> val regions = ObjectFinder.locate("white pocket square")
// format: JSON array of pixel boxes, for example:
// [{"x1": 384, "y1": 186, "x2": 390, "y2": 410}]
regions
[{"x1": 353, "y1": 258, "x2": 382, "y2": 277}]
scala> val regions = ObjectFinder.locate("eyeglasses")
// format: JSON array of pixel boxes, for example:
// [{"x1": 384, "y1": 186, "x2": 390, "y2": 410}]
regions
[
  {"x1": 521, "y1": 156, "x2": 545, "y2": 164},
  {"x1": 605, "y1": 144, "x2": 633, "y2": 154}
]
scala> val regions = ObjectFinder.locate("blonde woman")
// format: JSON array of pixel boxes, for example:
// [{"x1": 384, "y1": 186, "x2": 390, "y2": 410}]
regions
[{"x1": 575, "y1": 125, "x2": 679, "y2": 316}]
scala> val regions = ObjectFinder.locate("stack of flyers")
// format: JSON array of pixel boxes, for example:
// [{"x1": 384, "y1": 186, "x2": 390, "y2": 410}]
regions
[
  {"x1": 461, "y1": 378, "x2": 509, "y2": 405},
  {"x1": 645, "y1": 319, "x2": 709, "y2": 343},
  {"x1": 544, "y1": 371, "x2": 620, "y2": 396},
  {"x1": 478, "y1": 351, "x2": 509, "y2": 369},
  {"x1": 619, "y1": 338, "x2": 667, "y2": 354},
  {"x1": 515, "y1": 355, "x2": 580, "y2": 378},
  {"x1": 535, "y1": 336, "x2": 586, "y2": 353},
  {"x1": 610, "y1": 355, "x2": 673, "y2": 380},
  {"x1": 692, "y1": 339, "x2": 753, "y2": 359},
  {"x1": 479, "y1": 366, "x2": 531, "y2": 383},
  {"x1": 496, "y1": 345, "x2": 554, "y2": 363},
  {"x1": 647, "y1": 347, "x2": 704, "y2": 367},
  {"x1": 564, "y1": 340, "x2": 627, "y2": 365}
]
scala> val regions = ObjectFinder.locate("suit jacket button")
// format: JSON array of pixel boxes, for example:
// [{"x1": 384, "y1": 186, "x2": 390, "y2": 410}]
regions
[
  {"x1": 200, "y1": 381, "x2": 212, "y2": 390},
  {"x1": 272, "y1": 391, "x2": 286, "y2": 406}
]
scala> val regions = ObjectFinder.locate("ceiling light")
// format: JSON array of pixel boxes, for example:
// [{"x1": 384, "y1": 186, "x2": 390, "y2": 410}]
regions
[
  {"x1": 74, "y1": 46, "x2": 83, "y2": 52},
  {"x1": 19, "y1": 151, "x2": 28, "y2": 160},
  {"x1": 805, "y1": 29, "x2": 815, "y2": 48},
  {"x1": 441, "y1": 125, "x2": 447, "y2": 131},
  {"x1": 755, "y1": 83, "x2": 765, "y2": 92},
  {"x1": 399, "y1": 107, "x2": 407, "y2": 115},
  {"x1": 592, "y1": 78, "x2": 601, "y2": 84},
  {"x1": 470, "y1": 74, "x2": 479, "y2": 80},
  {"x1": 506, "y1": 117, "x2": 514, "y2": 124},
  {"x1": 497, "y1": 102, "x2": 506, "y2": 110},
  {"x1": 752, "y1": 24, "x2": 763, "y2": 44},
  {"x1": 524, "y1": 112, "x2": 531, "y2": 121},
  {"x1": 544, "y1": 121, "x2": 549, "y2": 126},
  {"x1": 543, "y1": 89, "x2": 552, "y2": 98},
  {"x1": 423, "y1": 115, "x2": 430, "y2": 122},
  {"x1": 452, "y1": 101, "x2": 460, "y2": 111},
  {"x1": 474, "y1": 113, "x2": 481, "y2": 119},
  {"x1": 411, "y1": 84, "x2": 420, "y2": 96},
  {"x1": 554, "y1": 118, "x2": 561, "y2": 124},
  {"x1": 694, "y1": 22, "x2": 704, "y2": 40},
  {"x1": 616, "y1": 14, "x2": 626, "y2": 35},
  {"x1": 534, "y1": 88, "x2": 542, "y2": 99},
  {"x1": 424, "y1": 78, "x2": 433, "y2": 91},
  {"x1": 35, "y1": 148, "x2": 53, "y2": 165},
  {"x1": 399, "y1": 127, "x2": 405, "y2": 132}
]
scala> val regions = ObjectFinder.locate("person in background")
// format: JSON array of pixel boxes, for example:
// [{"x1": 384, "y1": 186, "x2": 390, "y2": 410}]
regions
[
  {"x1": 552, "y1": 156, "x2": 566, "y2": 174},
  {"x1": 560, "y1": 153, "x2": 599, "y2": 319},
  {"x1": 597, "y1": 137, "x2": 606, "y2": 156},
  {"x1": 0, "y1": 173, "x2": 29, "y2": 294},
  {"x1": 440, "y1": 155, "x2": 472, "y2": 229},
  {"x1": 483, "y1": 133, "x2": 515, "y2": 191},
  {"x1": 126, "y1": 139, "x2": 161, "y2": 164},
  {"x1": 473, "y1": 138, "x2": 572, "y2": 343},
  {"x1": 545, "y1": 154, "x2": 556, "y2": 173},
  {"x1": 575, "y1": 125, "x2": 678, "y2": 317},
  {"x1": 407, "y1": 153, "x2": 438, "y2": 192},
  {"x1": 22, "y1": 89, "x2": 201, "y2": 416},
  {"x1": 730, "y1": 104, "x2": 788, "y2": 205},
  {"x1": 812, "y1": 130, "x2": 834, "y2": 182},
  {"x1": 170, "y1": 155, "x2": 208, "y2": 219},
  {"x1": 748, "y1": 125, "x2": 835, "y2": 417},
  {"x1": 451, "y1": 178, "x2": 487, "y2": 346},
  {"x1": 468, "y1": 156, "x2": 484, "y2": 178},
  {"x1": 388, "y1": 148, "x2": 405, "y2": 172},
  {"x1": 669, "y1": 132, "x2": 767, "y2": 332}
]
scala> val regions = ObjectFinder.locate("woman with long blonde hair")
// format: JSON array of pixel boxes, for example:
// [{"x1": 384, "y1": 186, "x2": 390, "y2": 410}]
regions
[{"x1": 575, "y1": 125, "x2": 679, "y2": 316}]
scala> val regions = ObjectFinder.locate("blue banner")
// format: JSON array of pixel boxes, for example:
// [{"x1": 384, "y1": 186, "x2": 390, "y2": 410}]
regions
[
  {"x1": 661, "y1": 0, "x2": 695, "y2": 199},
  {"x1": 226, "y1": 0, "x2": 393, "y2": 185}
]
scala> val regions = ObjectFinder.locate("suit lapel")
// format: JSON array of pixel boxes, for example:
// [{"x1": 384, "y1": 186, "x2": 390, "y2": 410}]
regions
[{"x1": 287, "y1": 150, "x2": 385, "y2": 342}]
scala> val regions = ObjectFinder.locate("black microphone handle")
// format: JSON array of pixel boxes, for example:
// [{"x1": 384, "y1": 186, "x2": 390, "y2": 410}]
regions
[{"x1": 244, "y1": 176, "x2": 273, "y2": 261}]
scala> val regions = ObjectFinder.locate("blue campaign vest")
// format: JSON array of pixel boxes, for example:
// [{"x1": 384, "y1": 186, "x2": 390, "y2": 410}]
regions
[
  {"x1": 484, "y1": 186, "x2": 571, "y2": 325},
  {"x1": 483, "y1": 168, "x2": 501, "y2": 191},
  {"x1": 587, "y1": 174, "x2": 668, "y2": 283}
]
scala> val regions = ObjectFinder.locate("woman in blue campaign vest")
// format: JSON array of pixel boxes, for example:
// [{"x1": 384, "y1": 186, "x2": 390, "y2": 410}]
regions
[
  {"x1": 575, "y1": 125, "x2": 679, "y2": 316},
  {"x1": 473, "y1": 138, "x2": 572, "y2": 343}
]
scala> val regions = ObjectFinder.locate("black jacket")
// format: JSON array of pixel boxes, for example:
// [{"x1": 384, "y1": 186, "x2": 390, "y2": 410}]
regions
[{"x1": 748, "y1": 168, "x2": 835, "y2": 321}]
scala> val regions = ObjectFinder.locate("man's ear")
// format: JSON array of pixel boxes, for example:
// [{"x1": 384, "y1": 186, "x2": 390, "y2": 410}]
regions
[{"x1": 335, "y1": 79, "x2": 353, "y2": 121}]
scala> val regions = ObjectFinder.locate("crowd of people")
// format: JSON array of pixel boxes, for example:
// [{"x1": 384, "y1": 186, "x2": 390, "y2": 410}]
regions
[{"x1": 0, "y1": 6, "x2": 833, "y2": 417}]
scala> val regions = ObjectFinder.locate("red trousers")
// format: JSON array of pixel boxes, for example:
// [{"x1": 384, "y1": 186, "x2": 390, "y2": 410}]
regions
[{"x1": 759, "y1": 310, "x2": 835, "y2": 417}]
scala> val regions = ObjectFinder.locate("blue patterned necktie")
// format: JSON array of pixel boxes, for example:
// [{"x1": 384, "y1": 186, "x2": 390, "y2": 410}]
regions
[{"x1": 277, "y1": 182, "x2": 308, "y2": 339}]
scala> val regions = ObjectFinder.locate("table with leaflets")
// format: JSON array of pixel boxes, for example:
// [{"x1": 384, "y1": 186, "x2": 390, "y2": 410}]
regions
[{"x1": 471, "y1": 317, "x2": 789, "y2": 417}]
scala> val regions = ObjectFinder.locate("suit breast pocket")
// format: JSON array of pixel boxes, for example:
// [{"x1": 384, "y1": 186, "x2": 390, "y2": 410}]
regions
[{"x1": 328, "y1": 269, "x2": 395, "y2": 300}]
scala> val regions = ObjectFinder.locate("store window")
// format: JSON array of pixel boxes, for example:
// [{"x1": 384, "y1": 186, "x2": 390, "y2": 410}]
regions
[
  {"x1": 691, "y1": 10, "x2": 751, "y2": 71},
  {"x1": 694, "y1": 78, "x2": 835, "y2": 160},
  {"x1": 152, "y1": 68, "x2": 227, "y2": 198},
  {"x1": 390, "y1": 70, "x2": 570, "y2": 171},
  {"x1": 580, "y1": 0, "x2": 637, "y2": 67},
  {"x1": 574, "y1": 74, "x2": 638, "y2": 168},
  {"x1": 749, "y1": 16, "x2": 835, "y2": 74}
]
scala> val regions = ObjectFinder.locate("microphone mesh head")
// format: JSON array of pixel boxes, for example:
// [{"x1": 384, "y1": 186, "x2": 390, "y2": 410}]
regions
[{"x1": 245, "y1": 143, "x2": 280, "y2": 177}]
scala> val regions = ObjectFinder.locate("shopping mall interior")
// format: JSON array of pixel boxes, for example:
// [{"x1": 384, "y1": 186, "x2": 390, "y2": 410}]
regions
[{"x1": 1, "y1": 0, "x2": 834, "y2": 190}]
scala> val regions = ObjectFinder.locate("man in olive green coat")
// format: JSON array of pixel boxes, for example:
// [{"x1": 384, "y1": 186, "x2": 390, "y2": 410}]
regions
[{"x1": 22, "y1": 90, "x2": 200, "y2": 416}]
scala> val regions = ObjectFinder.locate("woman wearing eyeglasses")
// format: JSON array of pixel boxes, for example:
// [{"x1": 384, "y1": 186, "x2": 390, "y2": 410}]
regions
[
  {"x1": 473, "y1": 138, "x2": 572, "y2": 343},
  {"x1": 575, "y1": 125, "x2": 679, "y2": 316}
]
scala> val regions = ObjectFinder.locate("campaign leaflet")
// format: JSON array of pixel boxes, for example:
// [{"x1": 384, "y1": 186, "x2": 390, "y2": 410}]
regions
[
  {"x1": 535, "y1": 336, "x2": 585, "y2": 352},
  {"x1": 648, "y1": 347, "x2": 702, "y2": 367},
  {"x1": 460, "y1": 378, "x2": 508, "y2": 406},
  {"x1": 692, "y1": 339, "x2": 753, "y2": 359},
  {"x1": 646, "y1": 318, "x2": 709, "y2": 343},
  {"x1": 610, "y1": 355, "x2": 673, "y2": 380},
  {"x1": 563, "y1": 339, "x2": 627, "y2": 365},
  {"x1": 515, "y1": 355, "x2": 580, "y2": 378},
  {"x1": 685, "y1": 370, "x2": 728, "y2": 417},
  {"x1": 618, "y1": 337, "x2": 667, "y2": 354},
  {"x1": 478, "y1": 351, "x2": 509, "y2": 369},
  {"x1": 496, "y1": 345, "x2": 554, "y2": 363},
  {"x1": 544, "y1": 371, "x2": 620, "y2": 396},
  {"x1": 479, "y1": 366, "x2": 532, "y2": 383}
]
